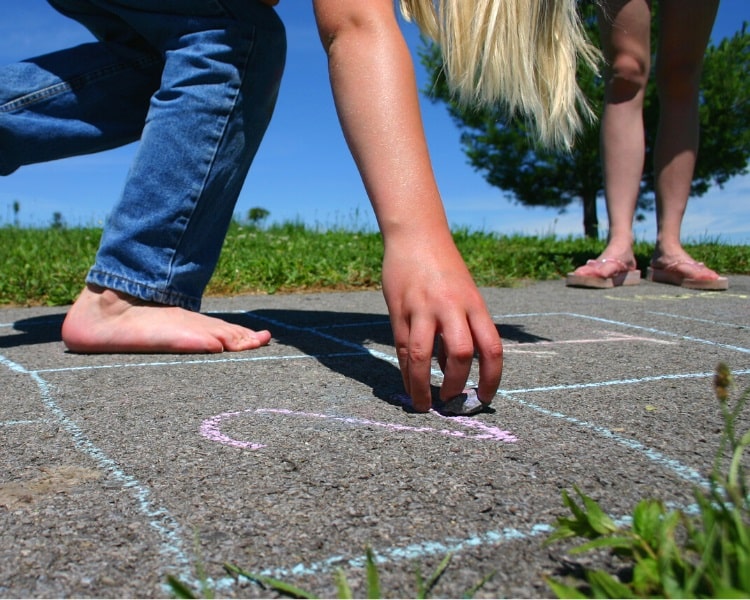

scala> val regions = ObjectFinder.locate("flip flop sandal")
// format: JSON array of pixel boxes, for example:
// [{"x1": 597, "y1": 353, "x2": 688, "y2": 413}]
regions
[
  {"x1": 565, "y1": 258, "x2": 641, "y2": 289},
  {"x1": 647, "y1": 261, "x2": 729, "y2": 291}
]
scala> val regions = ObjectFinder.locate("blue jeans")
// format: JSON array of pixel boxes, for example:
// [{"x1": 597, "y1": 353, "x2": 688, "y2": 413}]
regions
[{"x1": 0, "y1": 0, "x2": 286, "y2": 311}]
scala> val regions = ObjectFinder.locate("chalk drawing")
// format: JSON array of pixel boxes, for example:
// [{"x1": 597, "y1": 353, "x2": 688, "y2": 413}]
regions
[
  {"x1": 604, "y1": 291, "x2": 748, "y2": 302},
  {"x1": 200, "y1": 407, "x2": 518, "y2": 450},
  {"x1": 647, "y1": 311, "x2": 749, "y2": 329},
  {"x1": 3, "y1": 304, "x2": 748, "y2": 595},
  {"x1": 0, "y1": 353, "x2": 192, "y2": 583},
  {"x1": 1, "y1": 419, "x2": 44, "y2": 427},
  {"x1": 502, "y1": 329, "x2": 677, "y2": 356},
  {"x1": 498, "y1": 312, "x2": 750, "y2": 354},
  {"x1": 33, "y1": 351, "x2": 368, "y2": 375}
]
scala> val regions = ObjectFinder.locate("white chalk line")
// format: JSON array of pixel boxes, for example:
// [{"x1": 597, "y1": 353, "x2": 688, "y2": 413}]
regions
[
  {"x1": 33, "y1": 351, "x2": 368, "y2": 374},
  {"x1": 646, "y1": 311, "x2": 749, "y2": 329},
  {"x1": 1, "y1": 353, "x2": 194, "y2": 580},
  {"x1": 0, "y1": 418, "x2": 46, "y2": 427},
  {"x1": 2, "y1": 307, "x2": 749, "y2": 591},
  {"x1": 497, "y1": 312, "x2": 750, "y2": 354},
  {"x1": 506, "y1": 368, "x2": 750, "y2": 395}
]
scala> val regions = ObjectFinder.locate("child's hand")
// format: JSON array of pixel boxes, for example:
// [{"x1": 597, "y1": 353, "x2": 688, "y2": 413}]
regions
[{"x1": 381, "y1": 237, "x2": 503, "y2": 412}]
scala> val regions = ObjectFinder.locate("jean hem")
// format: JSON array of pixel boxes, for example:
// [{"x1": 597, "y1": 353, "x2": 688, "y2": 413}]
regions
[{"x1": 86, "y1": 269, "x2": 202, "y2": 312}]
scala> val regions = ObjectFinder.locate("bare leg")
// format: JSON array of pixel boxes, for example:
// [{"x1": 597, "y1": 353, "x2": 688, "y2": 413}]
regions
[
  {"x1": 62, "y1": 285, "x2": 271, "y2": 353},
  {"x1": 569, "y1": 0, "x2": 651, "y2": 281},
  {"x1": 649, "y1": 0, "x2": 721, "y2": 281}
]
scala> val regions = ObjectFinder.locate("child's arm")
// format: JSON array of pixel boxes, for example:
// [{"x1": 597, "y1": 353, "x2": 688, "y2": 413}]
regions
[{"x1": 314, "y1": 0, "x2": 503, "y2": 412}]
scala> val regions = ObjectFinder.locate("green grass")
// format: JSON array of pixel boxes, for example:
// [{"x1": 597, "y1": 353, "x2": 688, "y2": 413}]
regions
[
  {"x1": 167, "y1": 546, "x2": 496, "y2": 599},
  {"x1": 544, "y1": 364, "x2": 750, "y2": 599},
  {"x1": 2, "y1": 222, "x2": 747, "y2": 597},
  {"x1": 1, "y1": 221, "x2": 748, "y2": 306},
  {"x1": 166, "y1": 368, "x2": 748, "y2": 599}
]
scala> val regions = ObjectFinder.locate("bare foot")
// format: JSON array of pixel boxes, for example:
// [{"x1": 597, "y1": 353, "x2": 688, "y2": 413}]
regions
[
  {"x1": 569, "y1": 238, "x2": 637, "y2": 277},
  {"x1": 61, "y1": 285, "x2": 272, "y2": 353},
  {"x1": 570, "y1": 256, "x2": 637, "y2": 279},
  {"x1": 650, "y1": 252, "x2": 722, "y2": 281}
]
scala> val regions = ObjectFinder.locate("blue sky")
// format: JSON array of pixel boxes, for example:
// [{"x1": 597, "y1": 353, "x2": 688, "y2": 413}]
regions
[{"x1": 1, "y1": 1, "x2": 749, "y2": 243}]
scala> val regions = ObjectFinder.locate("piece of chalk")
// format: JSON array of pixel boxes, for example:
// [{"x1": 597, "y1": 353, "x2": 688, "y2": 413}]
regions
[
  {"x1": 395, "y1": 388, "x2": 485, "y2": 416},
  {"x1": 434, "y1": 388, "x2": 484, "y2": 416}
]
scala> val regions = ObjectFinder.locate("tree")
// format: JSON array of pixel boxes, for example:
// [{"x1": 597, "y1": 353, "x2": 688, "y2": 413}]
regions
[
  {"x1": 420, "y1": 5, "x2": 750, "y2": 239},
  {"x1": 247, "y1": 206, "x2": 270, "y2": 228},
  {"x1": 51, "y1": 212, "x2": 66, "y2": 230}
]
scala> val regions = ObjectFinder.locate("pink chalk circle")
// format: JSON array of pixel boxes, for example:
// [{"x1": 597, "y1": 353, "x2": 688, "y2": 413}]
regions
[{"x1": 200, "y1": 407, "x2": 517, "y2": 450}]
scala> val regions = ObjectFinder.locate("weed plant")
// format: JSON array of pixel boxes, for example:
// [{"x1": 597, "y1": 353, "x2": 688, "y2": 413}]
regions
[
  {"x1": 544, "y1": 363, "x2": 750, "y2": 598},
  {"x1": 2, "y1": 221, "x2": 748, "y2": 306},
  {"x1": 167, "y1": 546, "x2": 494, "y2": 599}
]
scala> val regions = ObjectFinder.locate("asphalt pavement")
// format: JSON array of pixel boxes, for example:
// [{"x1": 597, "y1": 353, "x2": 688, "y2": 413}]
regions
[{"x1": 1, "y1": 276, "x2": 749, "y2": 598}]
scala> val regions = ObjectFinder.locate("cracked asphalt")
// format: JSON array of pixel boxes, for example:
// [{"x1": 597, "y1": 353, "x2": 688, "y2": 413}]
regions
[{"x1": 1, "y1": 276, "x2": 749, "y2": 598}]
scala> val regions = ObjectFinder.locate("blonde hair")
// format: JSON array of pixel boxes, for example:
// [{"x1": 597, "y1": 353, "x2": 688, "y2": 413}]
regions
[{"x1": 399, "y1": 0, "x2": 600, "y2": 149}]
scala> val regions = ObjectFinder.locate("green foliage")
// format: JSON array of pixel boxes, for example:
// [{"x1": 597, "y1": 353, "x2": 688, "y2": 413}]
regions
[
  {"x1": 208, "y1": 221, "x2": 385, "y2": 296},
  {"x1": 167, "y1": 547, "x2": 492, "y2": 599},
  {"x1": 545, "y1": 364, "x2": 750, "y2": 598},
  {"x1": 1, "y1": 224, "x2": 748, "y2": 306},
  {"x1": 0, "y1": 226, "x2": 100, "y2": 306},
  {"x1": 50, "y1": 212, "x2": 66, "y2": 230},
  {"x1": 693, "y1": 23, "x2": 750, "y2": 193},
  {"x1": 420, "y1": 6, "x2": 750, "y2": 239},
  {"x1": 246, "y1": 206, "x2": 270, "y2": 228}
]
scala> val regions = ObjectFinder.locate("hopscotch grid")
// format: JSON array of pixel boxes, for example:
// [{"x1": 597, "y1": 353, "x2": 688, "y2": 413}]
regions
[
  {"x1": 497, "y1": 311, "x2": 750, "y2": 354},
  {"x1": 647, "y1": 311, "x2": 749, "y2": 329},
  {"x1": 33, "y1": 351, "x2": 368, "y2": 374},
  {"x1": 1, "y1": 308, "x2": 749, "y2": 593},
  {"x1": 1, "y1": 418, "x2": 47, "y2": 427},
  {"x1": 0, "y1": 355, "x2": 193, "y2": 580}
]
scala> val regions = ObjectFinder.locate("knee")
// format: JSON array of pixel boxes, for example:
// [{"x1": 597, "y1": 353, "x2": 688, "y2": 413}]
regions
[
  {"x1": 606, "y1": 52, "x2": 650, "y2": 102},
  {"x1": 264, "y1": 6, "x2": 287, "y2": 58},
  {"x1": 655, "y1": 57, "x2": 703, "y2": 104},
  {"x1": 0, "y1": 127, "x2": 16, "y2": 176}
]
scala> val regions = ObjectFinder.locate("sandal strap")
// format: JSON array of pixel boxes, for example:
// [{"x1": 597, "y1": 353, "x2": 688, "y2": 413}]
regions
[
  {"x1": 586, "y1": 258, "x2": 631, "y2": 270},
  {"x1": 651, "y1": 260, "x2": 706, "y2": 271},
  {"x1": 651, "y1": 260, "x2": 708, "y2": 273}
]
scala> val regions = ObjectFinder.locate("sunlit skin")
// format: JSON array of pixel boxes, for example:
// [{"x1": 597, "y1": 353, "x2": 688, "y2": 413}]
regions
[
  {"x1": 570, "y1": 0, "x2": 723, "y2": 284},
  {"x1": 62, "y1": 285, "x2": 271, "y2": 353},
  {"x1": 313, "y1": 0, "x2": 503, "y2": 411},
  {"x1": 63, "y1": 0, "x2": 504, "y2": 414}
]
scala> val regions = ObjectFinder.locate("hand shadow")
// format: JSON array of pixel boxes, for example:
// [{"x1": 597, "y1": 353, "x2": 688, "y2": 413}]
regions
[
  {"x1": 2, "y1": 307, "x2": 518, "y2": 415},
  {"x1": 220, "y1": 308, "x2": 505, "y2": 413}
]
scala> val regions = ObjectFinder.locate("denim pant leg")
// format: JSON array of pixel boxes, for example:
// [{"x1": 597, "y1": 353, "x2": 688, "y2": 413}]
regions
[
  {"x1": 3, "y1": 0, "x2": 286, "y2": 312},
  {"x1": 92, "y1": 1, "x2": 286, "y2": 310},
  {"x1": 0, "y1": 41, "x2": 162, "y2": 175}
]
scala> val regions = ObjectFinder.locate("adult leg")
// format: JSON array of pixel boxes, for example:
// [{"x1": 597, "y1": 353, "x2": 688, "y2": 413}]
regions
[
  {"x1": 57, "y1": 0, "x2": 286, "y2": 351},
  {"x1": 567, "y1": 0, "x2": 651, "y2": 285},
  {"x1": 648, "y1": 0, "x2": 725, "y2": 286}
]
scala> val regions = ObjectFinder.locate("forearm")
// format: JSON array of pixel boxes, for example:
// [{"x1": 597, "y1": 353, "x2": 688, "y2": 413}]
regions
[
  {"x1": 314, "y1": 0, "x2": 453, "y2": 248},
  {"x1": 314, "y1": 0, "x2": 503, "y2": 411}
]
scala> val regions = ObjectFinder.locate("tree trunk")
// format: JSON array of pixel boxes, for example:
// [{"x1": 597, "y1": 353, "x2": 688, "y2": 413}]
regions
[{"x1": 582, "y1": 191, "x2": 599, "y2": 239}]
